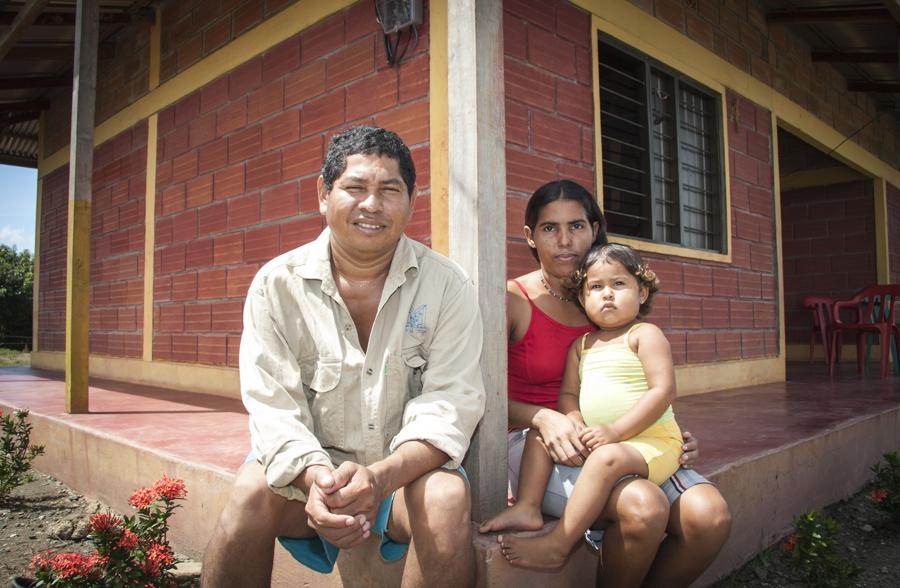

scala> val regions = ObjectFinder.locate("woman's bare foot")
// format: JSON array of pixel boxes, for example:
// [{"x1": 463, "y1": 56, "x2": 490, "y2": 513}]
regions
[
  {"x1": 478, "y1": 504, "x2": 544, "y2": 533},
  {"x1": 497, "y1": 533, "x2": 569, "y2": 570}
]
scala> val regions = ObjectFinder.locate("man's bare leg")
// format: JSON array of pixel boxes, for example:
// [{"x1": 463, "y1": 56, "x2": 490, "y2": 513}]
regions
[
  {"x1": 388, "y1": 468, "x2": 475, "y2": 588},
  {"x1": 201, "y1": 461, "x2": 313, "y2": 588},
  {"x1": 643, "y1": 483, "x2": 731, "y2": 588},
  {"x1": 595, "y1": 478, "x2": 669, "y2": 588}
]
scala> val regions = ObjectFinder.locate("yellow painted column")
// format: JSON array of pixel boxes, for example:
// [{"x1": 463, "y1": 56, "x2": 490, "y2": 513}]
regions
[
  {"x1": 65, "y1": 0, "x2": 99, "y2": 413},
  {"x1": 428, "y1": 0, "x2": 449, "y2": 255},
  {"x1": 143, "y1": 9, "x2": 161, "y2": 361},
  {"x1": 874, "y1": 177, "x2": 889, "y2": 284}
]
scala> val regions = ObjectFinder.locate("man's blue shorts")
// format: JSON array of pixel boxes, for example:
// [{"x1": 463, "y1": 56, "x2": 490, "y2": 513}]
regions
[
  {"x1": 278, "y1": 491, "x2": 405, "y2": 574},
  {"x1": 246, "y1": 453, "x2": 465, "y2": 574}
]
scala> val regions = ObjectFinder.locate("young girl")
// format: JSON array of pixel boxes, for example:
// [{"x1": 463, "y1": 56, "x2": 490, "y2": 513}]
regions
[{"x1": 489, "y1": 243, "x2": 683, "y2": 570}]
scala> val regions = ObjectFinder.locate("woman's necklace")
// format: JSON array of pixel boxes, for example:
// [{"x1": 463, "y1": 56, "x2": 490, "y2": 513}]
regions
[{"x1": 540, "y1": 271, "x2": 571, "y2": 303}]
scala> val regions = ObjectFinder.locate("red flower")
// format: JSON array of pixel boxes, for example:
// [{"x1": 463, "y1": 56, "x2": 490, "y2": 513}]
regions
[
  {"x1": 117, "y1": 528, "x2": 140, "y2": 550},
  {"x1": 781, "y1": 532, "x2": 797, "y2": 552},
  {"x1": 141, "y1": 542, "x2": 174, "y2": 577},
  {"x1": 152, "y1": 475, "x2": 187, "y2": 501},
  {"x1": 871, "y1": 488, "x2": 889, "y2": 503},
  {"x1": 129, "y1": 486, "x2": 156, "y2": 509},
  {"x1": 89, "y1": 512, "x2": 123, "y2": 534},
  {"x1": 38, "y1": 552, "x2": 106, "y2": 579}
]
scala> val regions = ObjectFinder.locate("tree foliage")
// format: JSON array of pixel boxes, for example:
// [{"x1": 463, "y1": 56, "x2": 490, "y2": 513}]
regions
[{"x1": 0, "y1": 244, "x2": 33, "y2": 347}]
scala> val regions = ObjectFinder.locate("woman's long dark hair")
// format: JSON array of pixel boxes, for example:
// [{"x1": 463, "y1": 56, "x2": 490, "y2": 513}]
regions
[{"x1": 524, "y1": 180, "x2": 608, "y2": 262}]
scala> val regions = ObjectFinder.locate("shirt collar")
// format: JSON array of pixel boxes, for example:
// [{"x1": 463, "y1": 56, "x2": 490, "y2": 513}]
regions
[{"x1": 297, "y1": 227, "x2": 420, "y2": 295}]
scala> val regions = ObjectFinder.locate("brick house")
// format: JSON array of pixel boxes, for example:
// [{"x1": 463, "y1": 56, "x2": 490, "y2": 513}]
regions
[{"x1": 22, "y1": 0, "x2": 899, "y2": 398}]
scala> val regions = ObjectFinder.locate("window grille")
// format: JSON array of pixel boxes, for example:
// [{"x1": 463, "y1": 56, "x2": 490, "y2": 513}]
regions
[{"x1": 598, "y1": 37, "x2": 725, "y2": 252}]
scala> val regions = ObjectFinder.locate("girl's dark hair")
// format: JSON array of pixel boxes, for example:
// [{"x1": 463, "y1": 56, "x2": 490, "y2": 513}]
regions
[
  {"x1": 524, "y1": 180, "x2": 608, "y2": 262},
  {"x1": 571, "y1": 243, "x2": 660, "y2": 317}
]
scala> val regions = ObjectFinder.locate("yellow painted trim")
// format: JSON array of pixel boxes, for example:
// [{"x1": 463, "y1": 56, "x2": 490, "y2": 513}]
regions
[
  {"x1": 574, "y1": 0, "x2": 900, "y2": 189},
  {"x1": 32, "y1": 351, "x2": 240, "y2": 399},
  {"x1": 429, "y1": 0, "x2": 449, "y2": 255},
  {"x1": 32, "y1": 177, "x2": 43, "y2": 353},
  {"x1": 874, "y1": 177, "x2": 889, "y2": 284},
  {"x1": 772, "y1": 117, "x2": 785, "y2": 357},
  {"x1": 38, "y1": 0, "x2": 355, "y2": 178},
  {"x1": 780, "y1": 166, "x2": 866, "y2": 191},
  {"x1": 589, "y1": 14, "x2": 733, "y2": 264},
  {"x1": 143, "y1": 114, "x2": 158, "y2": 361},
  {"x1": 676, "y1": 356, "x2": 784, "y2": 396},
  {"x1": 65, "y1": 199, "x2": 92, "y2": 413},
  {"x1": 786, "y1": 343, "x2": 888, "y2": 364},
  {"x1": 149, "y1": 6, "x2": 161, "y2": 90}
]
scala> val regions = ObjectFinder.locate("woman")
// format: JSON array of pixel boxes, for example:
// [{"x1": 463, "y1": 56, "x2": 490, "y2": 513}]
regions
[{"x1": 485, "y1": 180, "x2": 731, "y2": 586}]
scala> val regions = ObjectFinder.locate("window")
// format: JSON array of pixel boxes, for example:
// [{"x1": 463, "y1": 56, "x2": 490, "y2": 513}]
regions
[{"x1": 598, "y1": 37, "x2": 726, "y2": 252}]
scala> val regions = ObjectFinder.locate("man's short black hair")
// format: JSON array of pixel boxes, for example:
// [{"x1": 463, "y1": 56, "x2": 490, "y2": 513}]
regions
[{"x1": 321, "y1": 126, "x2": 416, "y2": 195}]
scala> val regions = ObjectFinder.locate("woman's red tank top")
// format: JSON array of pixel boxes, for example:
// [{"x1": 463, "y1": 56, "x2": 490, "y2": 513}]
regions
[{"x1": 507, "y1": 279, "x2": 595, "y2": 410}]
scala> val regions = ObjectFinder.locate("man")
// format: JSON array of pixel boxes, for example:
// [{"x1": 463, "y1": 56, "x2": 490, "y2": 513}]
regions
[{"x1": 201, "y1": 126, "x2": 486, "y2": 587}]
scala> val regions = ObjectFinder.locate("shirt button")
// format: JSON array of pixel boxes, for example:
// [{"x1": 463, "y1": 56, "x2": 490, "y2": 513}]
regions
[
  {"x1": 344, "y1": 324, "x2": 351, "y2": 331},
  {"x1": 368, "y1": 423, "x2": 375, "y2": 430},
  {"x1": 366, "y1": 368, "x2": 373, "y2": 376}
]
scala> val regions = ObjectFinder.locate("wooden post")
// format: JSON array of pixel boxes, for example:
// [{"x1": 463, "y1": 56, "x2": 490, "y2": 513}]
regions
[
  {"x1": 447, "y1": 0, "x2": 507, "y2": 520},
  {"x1": 65, "y1": 0, "x2": 98, "y2": 413}
]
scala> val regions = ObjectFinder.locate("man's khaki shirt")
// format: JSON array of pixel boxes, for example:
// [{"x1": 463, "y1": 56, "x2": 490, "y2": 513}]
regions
[{"x1": 240, "y1": 229, "x2": 486, "y2": 500}]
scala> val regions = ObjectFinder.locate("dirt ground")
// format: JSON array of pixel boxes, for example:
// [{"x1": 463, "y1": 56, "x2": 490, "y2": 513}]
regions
[
  {"x1": 713, "y1": 483, "x2": 900, "y2": 587},
  {"x1": 0, "y1": 469, "x2": 200, "y2": 586}
]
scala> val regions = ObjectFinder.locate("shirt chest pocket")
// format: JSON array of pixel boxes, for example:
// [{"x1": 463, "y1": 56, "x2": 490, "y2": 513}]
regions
[
  {"x1": 301, "y1": 357, "x2": 344, "y2": 447},
  {"x1": 383, "y1": 347, "x2": 427, "y2": 435}
]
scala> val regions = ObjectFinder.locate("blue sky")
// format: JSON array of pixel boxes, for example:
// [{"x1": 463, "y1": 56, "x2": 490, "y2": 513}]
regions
[{"x1": 0, "y1": 164, "x2": 38, "y2": 253}]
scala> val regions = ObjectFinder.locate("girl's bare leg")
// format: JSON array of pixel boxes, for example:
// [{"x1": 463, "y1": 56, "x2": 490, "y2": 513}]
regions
[
  {"x1": 479, "y1": 429, "x2": 552, "y2": 533},
  {"x1": 595, "y1": 478, "x2": 669, "y2": 588},
  {"x1": 643, "y1": 483, "x2": 731, "y2": 588},
  {"x1": 499, "y1": 443, "x2": 648, "y2": 569}
]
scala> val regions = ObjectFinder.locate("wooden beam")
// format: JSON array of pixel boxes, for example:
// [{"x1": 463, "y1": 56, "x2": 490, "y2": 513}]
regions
[
  {"x1": 65, "y1": 0, "x2": 98, "y2": 415},
  {"x1": 811, "y1": 51, "x2": 898, "y2": 63},
  {"x1": 0, "y1": 10, "x2": 136, "y2": 26},
  {"x1": 0, "y1": 75, "x2": 71, "y2": 89},
  {"x1": 0, "y1": 99, "x2": 48, "y2": 112},
  {"x1": 6, "y1": 45, "x2": 73, "y2": 60},
  {"x1": 0, "y1": 0, "x2": 52, "y2": 62},
  {"x1": 447, "y1": 0, "x2": 507, "y2": 521},
  {"x1": 767, "y1": 7, "x2": 891, "y2": 23},
  {"x1": 847, "y1": 81, "x2": 900, "y2": 92}
]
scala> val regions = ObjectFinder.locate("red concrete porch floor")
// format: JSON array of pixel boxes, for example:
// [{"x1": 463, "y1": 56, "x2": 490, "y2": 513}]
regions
[{"x1": 1, "y1": 363, "x2": 899, "y2": 587}]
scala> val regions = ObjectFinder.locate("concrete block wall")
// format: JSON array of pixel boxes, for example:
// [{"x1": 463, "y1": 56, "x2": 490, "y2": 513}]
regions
[{"x1": 781, "y1": 180, "x2": 876, "y2": 345}]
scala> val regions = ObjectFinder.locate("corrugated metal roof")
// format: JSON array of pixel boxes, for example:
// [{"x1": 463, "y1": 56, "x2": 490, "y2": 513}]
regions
[{"x1": 0, "y1": 117, "x2": 39, "y2": 167}]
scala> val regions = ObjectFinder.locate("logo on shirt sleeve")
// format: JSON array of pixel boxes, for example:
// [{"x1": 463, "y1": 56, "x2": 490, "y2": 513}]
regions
[{"x1": 405, "y1": 304, "x2": 428, "y2": 335}]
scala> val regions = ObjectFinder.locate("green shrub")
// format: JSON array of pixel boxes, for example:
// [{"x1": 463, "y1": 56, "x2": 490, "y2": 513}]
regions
[
  {"x1": 870, "y1": 451, "x2": 900, "y2": 522},
  {"x1": 780, "y1": 510, "x2": 859, "y2": 587},
  {"x1": 0, "y1": 408, "x2": 45, "y2": 501}
]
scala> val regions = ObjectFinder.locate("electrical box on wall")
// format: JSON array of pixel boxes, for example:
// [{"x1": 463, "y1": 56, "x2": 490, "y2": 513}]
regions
[{"x1": 376, "y1": 0, "x2": 423, "y2": 34}]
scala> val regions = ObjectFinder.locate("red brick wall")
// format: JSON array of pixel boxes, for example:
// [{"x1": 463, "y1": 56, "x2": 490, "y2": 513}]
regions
[
  {"x1": 628, "y1": 0, "x2": 898, "y2": 169},
  {"x1": 95, "y1": 22, "x2": 152, "y2": 125},
  {"x1": 37, "y1": 167, "x2": 70, "y2": 352},
  {"x1": 89, "y1": 123, "x2": 148, "y2": 358},
  {"x1": 889, "y1": 183, "x2": 900, "y2": 284},
  {"x1": 502, "y1": 0, "x2": 778, "y2": 365},
  {"x1": 159, "y1": 0, "x2": 297, "y2": 83},
  {"x1": 152, "y1": 1, "x2": 431, "y2": 366},
  {"x1": 782, "y1": 180, "x2": 876, "y2": 345},
  {"x1": 503, "y1": 0, "x2": 596, "y2": 279}
]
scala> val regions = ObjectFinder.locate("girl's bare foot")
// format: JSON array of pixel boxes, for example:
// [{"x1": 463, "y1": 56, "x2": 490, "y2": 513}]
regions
[
  {"x1": 497, "y1": 533, "x2": 569, "y2": 570},
  {"x1": 478, "y1": 504, "x2": 544, "y2": 533}
]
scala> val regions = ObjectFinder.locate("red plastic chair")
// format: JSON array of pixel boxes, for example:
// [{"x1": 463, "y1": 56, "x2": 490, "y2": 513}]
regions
[
  {"x1": 801, "y1": 295, "x2": 834, "y2": 366},
  {"x1": 829, "y1": 285, "x2": 900, "y2": 378}
]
